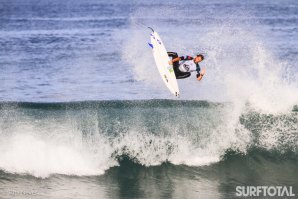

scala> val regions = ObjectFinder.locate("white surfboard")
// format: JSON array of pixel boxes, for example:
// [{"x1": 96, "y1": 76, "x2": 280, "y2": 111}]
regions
[{"x1": 149, "y1": 29, "x2": 180, "y2": 97}]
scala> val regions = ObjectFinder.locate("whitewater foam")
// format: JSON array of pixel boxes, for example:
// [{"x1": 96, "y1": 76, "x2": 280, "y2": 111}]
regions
[
  {"x1": 0, "y1": 115, "x2": 116, "y2": 178},
  {"x1": 0, "y1": 2, "x2": 297, "y2": 178},
  {"x1": 125, "y1": 6, "x2": 298, "y2": 113},
  {"x1": 121, "y1": 7, "x2": 298, "y2": 172},
  {"x1": 0, "y1": 100, "x2": 297, "y2": 178}
]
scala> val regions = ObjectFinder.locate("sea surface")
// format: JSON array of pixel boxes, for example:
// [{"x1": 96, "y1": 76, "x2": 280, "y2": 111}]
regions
[{"x1": 0, "y1": 0, "x2": 298, "y2": 199}]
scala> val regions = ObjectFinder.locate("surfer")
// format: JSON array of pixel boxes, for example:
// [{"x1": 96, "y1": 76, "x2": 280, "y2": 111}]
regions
[{"x1": 168, "y1": 52, "x2": 206, "y2": 80}]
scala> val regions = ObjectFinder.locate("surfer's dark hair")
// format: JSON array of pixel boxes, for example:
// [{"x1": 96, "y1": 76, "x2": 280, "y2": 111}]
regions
[{"x1": 197, "y1": 54, "x2": 204, "y2": 60}]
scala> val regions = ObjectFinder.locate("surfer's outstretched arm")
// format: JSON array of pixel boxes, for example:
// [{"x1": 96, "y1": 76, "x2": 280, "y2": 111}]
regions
[{"x1": 196, "y1": 67, "x2": 206, "y2": 81}]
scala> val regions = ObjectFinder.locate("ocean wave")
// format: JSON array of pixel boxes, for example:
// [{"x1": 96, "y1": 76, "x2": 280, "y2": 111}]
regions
[{"x1": 0, "y1": 100, "x2": 297, "y2": 178}]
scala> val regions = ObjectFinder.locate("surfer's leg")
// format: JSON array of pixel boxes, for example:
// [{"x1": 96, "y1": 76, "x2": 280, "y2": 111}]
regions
[
  {"x1": 172, "y1": 62, "x2": 180, "y2": 74},
  {"x1": 176, "y1": 72, "x2": 191, "y2": 79},
  {"x1": 167, "y1": 52, "x2": 178, "y2": 59},
  {"x1": 168, "y1": 52, "x2": 180, "y2": 72},
  {"x1": 168, "y1": 52, "x2": 181, "y2": 78}
]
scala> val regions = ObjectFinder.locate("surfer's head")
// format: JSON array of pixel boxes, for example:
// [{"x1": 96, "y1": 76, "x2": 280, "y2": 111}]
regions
[{"x1": 194, "y1": 54, "x2": 204, "y2": 63}]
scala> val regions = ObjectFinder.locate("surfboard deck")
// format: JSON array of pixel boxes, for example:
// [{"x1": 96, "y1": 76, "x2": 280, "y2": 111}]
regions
[{"x1": 149, "y1": 30, "x2": 180, "y2": 97}]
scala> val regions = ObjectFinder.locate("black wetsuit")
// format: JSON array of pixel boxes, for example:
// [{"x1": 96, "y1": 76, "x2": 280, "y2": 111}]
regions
[{"x1": 167, "y1": 52, "x2": 201, "y2": 79}]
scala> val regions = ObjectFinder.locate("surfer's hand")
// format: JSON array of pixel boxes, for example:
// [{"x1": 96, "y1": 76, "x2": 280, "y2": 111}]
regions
[
  {"x1": 197, "y1": 68, "x2": 206, "y2": 81},
  {"x1": 168, "y1": 61, "x2": 173, "y2": 65}
]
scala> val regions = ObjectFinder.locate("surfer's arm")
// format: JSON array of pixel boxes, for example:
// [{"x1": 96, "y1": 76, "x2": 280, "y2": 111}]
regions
[
  {"x1": 179, "y1": 56, "x2": 193, "y2": 61},
  {"x1": 196, "y1": 67, "x2": 206, "y2": 81},
  {"x1": 196, "y1": 74, "x2": 204, "y2": 81},
  {"x1": 184, "y1": 56, "x2": 193, "y2": 60}
]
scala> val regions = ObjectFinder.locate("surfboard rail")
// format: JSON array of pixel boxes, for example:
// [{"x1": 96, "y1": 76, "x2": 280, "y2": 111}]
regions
[{"x1": 149, "y1": 30, "x2": 180, "y2": 97}]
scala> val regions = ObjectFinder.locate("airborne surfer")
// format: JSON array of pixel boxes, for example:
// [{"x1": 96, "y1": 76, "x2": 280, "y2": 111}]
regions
[{"x1": 168, "y1": 52, "x2": 206, "y2": 81}]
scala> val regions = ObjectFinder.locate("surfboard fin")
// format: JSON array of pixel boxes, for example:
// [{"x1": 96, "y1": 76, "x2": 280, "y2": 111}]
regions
[
  {"x1": 148, "y1": 27, "x2": 154, "y2": 32},
  {"x1": 148, "y1": 43, "x2": 153, "y2": 48}
]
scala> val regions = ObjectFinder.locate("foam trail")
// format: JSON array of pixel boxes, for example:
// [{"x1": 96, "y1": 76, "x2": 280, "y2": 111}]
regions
[
  {"x1": 124, "y1": 6, "x2": 298, "y2": 113},
  {"x1": 121, "y1": 7, "x2": 298, "y2": 169}
]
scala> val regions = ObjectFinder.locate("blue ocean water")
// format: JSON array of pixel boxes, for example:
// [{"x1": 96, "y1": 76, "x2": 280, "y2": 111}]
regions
[
  {"x1": 0, "y1": 0, "x2": 297, "y2": 102},
  {"x1": 0, "y1": 1, "x2": 297, "y2": 199}
]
